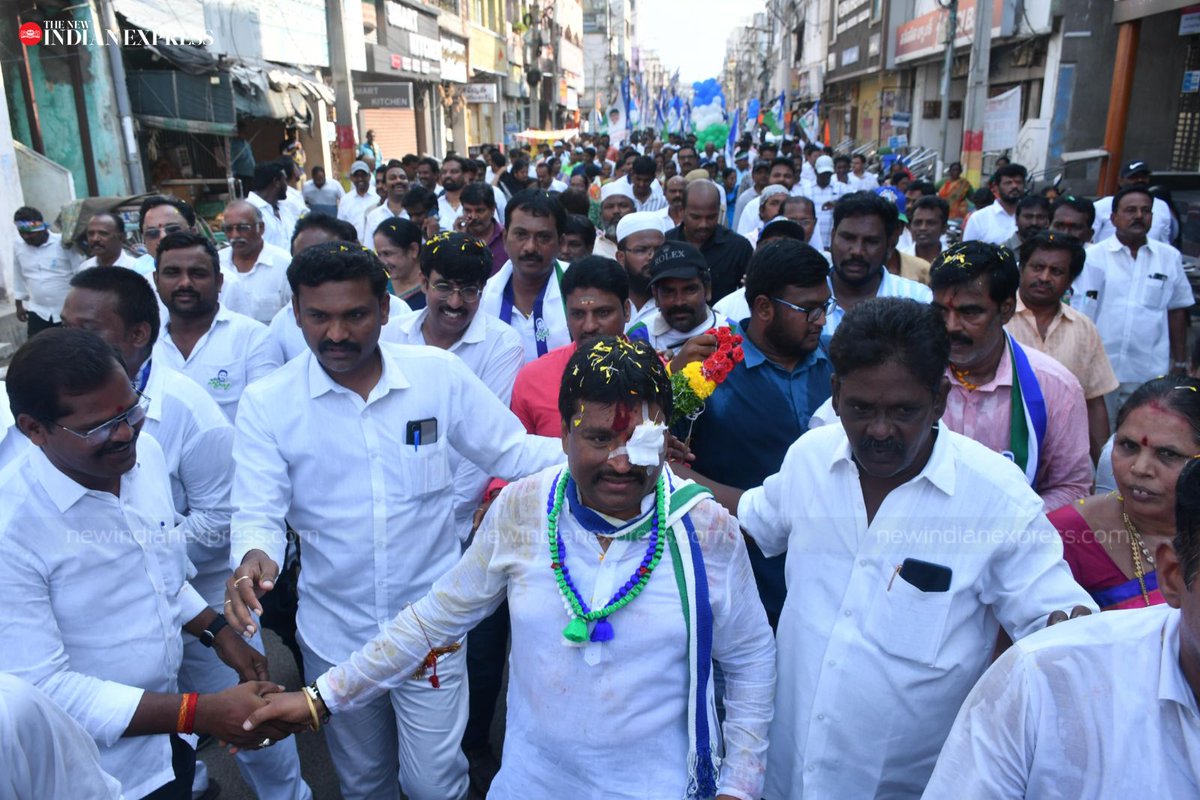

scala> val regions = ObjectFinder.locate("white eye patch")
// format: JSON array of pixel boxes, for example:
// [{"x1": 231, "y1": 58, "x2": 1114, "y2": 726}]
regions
[{"x1": 608, "y1": 402, "x2": 666, "y2": 467}]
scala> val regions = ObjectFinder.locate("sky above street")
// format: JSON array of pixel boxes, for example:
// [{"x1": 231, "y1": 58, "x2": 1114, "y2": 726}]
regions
[{"x1": 636, "y1": 0, "x2": 765, "y2": 85}]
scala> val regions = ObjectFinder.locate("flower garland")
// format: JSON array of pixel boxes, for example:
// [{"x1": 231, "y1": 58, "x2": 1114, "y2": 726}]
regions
[
  {"x1": 547, "y1": 470, "x2": 668, "y2": 643},
  {"x1": 670, "y1": 326, "x2": 744, "y2": 424}
]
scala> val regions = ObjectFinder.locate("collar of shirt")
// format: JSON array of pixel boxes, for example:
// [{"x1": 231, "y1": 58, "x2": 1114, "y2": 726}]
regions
[
  {"x1": 165, "y1": 301, "x2": 235, "y2": 339},
  {"x1": 482, "y1": 259, "x2": 566, "y2": 311},
  {"x1": 947, "y1": 339, "x2": 1013, "y2": 392},
  {"x1": 741, "y1": 328, "x2": 829, "y2": 374},
  {"x1": 487, "y1": 223, "x2": 505, "y2": 249},
  {"x1": 394, "y1": 305, "x2": 489, "y2": 350},
  {"x1": 651, "y1": 307, "x2": 717, "y2": 339},
  {"x1": 1013, "y1": 295, "x2": 1069, "y2": 329},
  {"x1": 305, "y1": 345, "x2": 410, "y2": 401},
  {"x1": 826, "y1": 422, "x2": 957, "y2": 496},
  {"x1": 30, "y1": 445, "x2": 115, "y2": 513},
  {"x1": 1157, "y1": 609, "x2": 1200, "y2": 715}
]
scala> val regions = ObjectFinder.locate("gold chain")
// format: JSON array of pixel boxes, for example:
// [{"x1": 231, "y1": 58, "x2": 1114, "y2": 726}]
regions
[{"x1": 1120, "y1": 502, "x2": 1154, "y2": 606}]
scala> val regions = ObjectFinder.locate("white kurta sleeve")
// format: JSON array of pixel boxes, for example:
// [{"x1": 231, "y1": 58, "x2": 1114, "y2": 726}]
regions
[
  {"x1": 229, "y1": 386, "x2": 291, "y2": 569},
  {"x1": 736, "y1": 444, "x2": 799, "y2": 558}
]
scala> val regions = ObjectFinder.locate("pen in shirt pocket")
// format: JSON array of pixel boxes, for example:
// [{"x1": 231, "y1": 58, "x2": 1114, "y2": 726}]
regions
[{"x1": 1150, "y1": 273, "x2": 1167, "y2": 281}]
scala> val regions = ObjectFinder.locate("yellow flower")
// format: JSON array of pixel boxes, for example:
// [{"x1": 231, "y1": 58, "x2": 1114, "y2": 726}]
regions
[{"x1": 682, "y1": 362, "x2": 716, "y2": 400}]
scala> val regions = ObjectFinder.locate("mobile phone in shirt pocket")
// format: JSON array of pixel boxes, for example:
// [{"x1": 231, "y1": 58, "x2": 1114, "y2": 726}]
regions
[
  {"x1": 398, "y1": 442, "x2": 452, "y2": 496},
  {"x1": 1139, "y1": 274, "x2": 1168, "y2": 309},
  {"x1": 863, "y1": 566, "x2": 954, "y2": 667}
]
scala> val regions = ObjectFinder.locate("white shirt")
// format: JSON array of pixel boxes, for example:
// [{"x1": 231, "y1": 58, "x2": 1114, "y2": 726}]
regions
[
  {"x1": 1092, "y1": 194, "x2": 1174, "y2": 244},
  {"x1": 643, "y1": 307, "x2": 720, "y2": 353},
  {"x1": 338, "y1": 190, "x2": 380, "y2": 244},
  {"x1": 247, "y1": 191, "x2": 294, "y2": 252},
  {"x1": 141, "y1": 360, "x2": 235, "y2": 607},
  {"x1": 79, "y1": 250, "x2": 139, "y2": 271},
  {"x1": 737, "y1": 424, "x2": 1097, "y2": 799},
  {"x1": 803, "y1": 180, "x2": 849, "y2": 247},
  {"x1": 268, "y1": 294, "x2": 413, "y2": 362},
  {"x1": 315, "y1": 466, "x2": 775, "y2": 800},
  {"x1": 825, "y1": 268, "x2": 933, "y2": 340},
  {"x1": 218, "y1": 241, "x2": 293, "y2": 324},
  {"x1": 625, "y1": 295, "x2": 658, "y2": 333},
  {"x1": 628, "y1": 176, "x2": 667, "y2": 212},
  {"x1": 229, "y1": 343, "x2": 564, "y2": 665},
  {"x1": 848, "y1": 171, "x2": 880, "y2": 192},
  {"x1": 0, "y1": 673, "x2": 123, "y2": 800},
  {"x1": 962, "y1": 202, "x2": 1018, "y2": 244},
  {"x1": 302, "y1": 178, "x2": 345, "y2": 210},
  {"x1": 924, "y1": 604, "x2": 1200, "y2": 799},
  {"x1": 12, "y1": 231, "x2": 81, "y2": 320},
  {"x1": 737, "y1": 197, "x2": 766, "y2": 236},
  {"x1": 1084, "y1": 236, "x2": 1195, "y2": 382},
  {"x1": 153, "y1": 304, "x2": 284, "y2": 422},
  {"x1": 390, "y1": 308, "x2": 525, "y2": 532},
  {"x1": 0, "y1": 438, "x2": 206, "y2": 799},
  {"x1": 282, "y1": 185, "x2": 307, "y2": 224},
  {"x1": 0, "y1": 382, "x2": 29, "y2": 473},
  {"x1": 364, "y1": 200, "x2": 406, "y2": 243},
  {"x1": 481, "y1": 259, "x2": 572, "y2": 363},
  {"x1": 437, "y1": 194, "x2": 463, "y2": 233}
]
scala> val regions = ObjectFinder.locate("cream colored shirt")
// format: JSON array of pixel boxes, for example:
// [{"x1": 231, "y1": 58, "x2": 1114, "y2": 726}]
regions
[{"x1": 1006, "y1": 298, "x2": 1120, "y2": 400}]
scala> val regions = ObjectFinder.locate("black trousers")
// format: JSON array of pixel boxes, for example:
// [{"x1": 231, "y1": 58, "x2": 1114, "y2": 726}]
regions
[
  {"x1": 142, "y1": 734, "x2": 196, "y2": 800},
  {"x1": 26, "y1": 311, "x2": 59, "y2": 337}
]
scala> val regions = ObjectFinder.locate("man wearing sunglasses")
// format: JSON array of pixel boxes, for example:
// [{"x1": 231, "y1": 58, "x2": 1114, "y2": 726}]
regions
[
  {"x1": 217, "y1": 200, "x2": 293, "y2": 324},
  {"x1": 133, "y1": 195, "x2": 197, "y2": 277},
  {"x1": 0, "y1": 329, "x2": 297, "y2": 799},
  {"x1": 681, "y1": 238, "x2": 835, "y2": 628}
]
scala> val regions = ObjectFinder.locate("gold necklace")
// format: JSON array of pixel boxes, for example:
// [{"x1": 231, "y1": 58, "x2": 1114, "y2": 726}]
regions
[
  {"x1": 950, "y1": 365, "x2": 978, "y2": 391},
  {"x1": 1119, "y1": 500, "x2": 1154, "y2": 606}
]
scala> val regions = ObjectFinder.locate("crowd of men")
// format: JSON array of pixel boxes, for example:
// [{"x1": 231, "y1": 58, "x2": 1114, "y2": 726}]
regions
[{"x1": 3, "y1": 127, "x2": 1200, "y2": 800}]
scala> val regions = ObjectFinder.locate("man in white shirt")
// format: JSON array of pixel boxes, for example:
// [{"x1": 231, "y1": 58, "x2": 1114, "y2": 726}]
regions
[
  {"x1": 0, "y1": 329, "x2": 293, "y2": 799},
  {"x1": 615, "y1": 211, "x2": 665, "y2": 333},
  {"x1": 628, "y1": 155, "x2": 668, "y2": 212},
  {"x1": 217, "y1": 200, "x2": 293, "y2": 324},
  {"x1": 363, "y1": 161, "x2": 410, "y2": 244},
  {"x1": 804, "y1": 155, "x2": 849, "y2": 247},
  {"x1": 247, "y1": 162, "x2": 297, "y2": 252},
  {"x1": 823, "y1": 192, "x2": 932, "y2": 342},
  {"x1": 12, "y1": 206, "x2": 80, "y2": 335},
  {"x1": 221, "y1": 241, "x2": 564, "y2": 800},
  {"x1": 627, "y1": 241, "x2": 720, "y2": 353},
  {"x1": 594, "y1": 181, "x2": 636, "y2": 258},
  {"x1": 436, "y1": 155, "x2": 469, "y2": 233},
  {"x1": 241, "y1": 335, "x2": 777, "y2": 800},
  {"x1": 534, "y1": 160, "x2": 568, "y2": 193},
  {"x1": 301, "y1": 165, "x2": 345, "y2": 216},
  {"x1": 132, "y1": 195, "x2": 197, "y2": 277},
  {"x1": 151, "y1": 231, "x2": 284, "y2": 422},
  {"x1": 926, "y1": 461, "x2": 1200, "y2": 797},
  {"x1": 683, "y1": 297, "x2": 1094, "y2": 798},
  {"x1": 732, "y1": 160, "x2": 770, "y2": 232},
  {"x1": 738, "y1": 158, "x2": 798, "y2": 237},
  {"x1": 481, "y1": 190, "x2": 573, "y2": 362},
  {"x1": 962, "y1": 163, "x2": 1027, "y2": 244},
  {"x1": 847, "y1": 153, "x2": 880, "y2": 191},
  {"x1": 338, "y1": 161, "x2": 380, "y2": 244},
  {"x1": 1086, "y1": 185, "x2": 1195, "y2": 419},
  {"x1": 1092, "y1": 159, "x2": 1176, "y2": 244},
  {"x1": 60, "y1": 268, "x2": 312, "y2": 800},
  {"x1": 657, "y1": 174, "x2": 687, "y2": 230},
  {"x1": 80, "y1": 211, "x2": 138, "y2": 270}
]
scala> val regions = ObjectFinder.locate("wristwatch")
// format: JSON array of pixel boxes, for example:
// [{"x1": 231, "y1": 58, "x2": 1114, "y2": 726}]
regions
[{"x1": 199, "y1": 614, "x2": 229, "y2": 648}]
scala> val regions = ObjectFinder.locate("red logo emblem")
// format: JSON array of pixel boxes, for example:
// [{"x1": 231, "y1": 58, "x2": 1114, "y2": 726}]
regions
[{"x1": 19, "y1": 22, "x2": 43, "y2": 46}]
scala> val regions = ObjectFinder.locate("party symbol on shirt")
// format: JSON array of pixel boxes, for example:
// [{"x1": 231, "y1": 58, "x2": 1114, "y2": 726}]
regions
[
  {"x1": 208, "y1": 369, "x2": 233, "y2": 391},
  {"x1": 534, "y1": 318, "x2": 550, "y2": 342}
]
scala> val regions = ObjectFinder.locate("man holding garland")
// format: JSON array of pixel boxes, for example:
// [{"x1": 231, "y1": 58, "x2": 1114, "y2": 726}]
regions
[{"x1": 242, "y1": 336, "x2": 777, "y2": 800}]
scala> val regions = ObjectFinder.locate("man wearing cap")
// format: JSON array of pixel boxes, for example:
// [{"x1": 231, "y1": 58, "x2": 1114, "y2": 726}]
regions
[
  {"x1": 744, "y1": 185, "x2": 792, "y2": 249},
  {"x1": 962, "y1": 163, "x2": 1028, "y2": 244},
  {"x1": 338, "y1": 161, "x2": 381, "y2": 244},
  {"x1": 594, "y1": 181, "x2": 636, "y2": 259},
  {"x1": 615, "y1": 211, "x2": 666, "y2": 332},
  {"x1": 667, "y1": 181, "x2": 753, "y2": 303},
  {"x1": 1092, "y1": 160, "x2": 1175, "y2": 244},
  {"x1": 734, "y1": 151, "x2": 751, "y2": 187},
  {"x1": 627, "y1": 241, "x2": 721, "y2": 353},
  {"x1": 803, "y1": 155, "x2": 849, "y2": 247}
]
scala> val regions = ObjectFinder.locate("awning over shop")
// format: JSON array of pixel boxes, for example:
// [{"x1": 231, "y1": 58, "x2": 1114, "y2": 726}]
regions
[
  {"x1": 134, "y1": 115, "x2": 236, "y2": 136},
  {"x1": 228, "y1": 61, "x2": 334, "y2": 126}
]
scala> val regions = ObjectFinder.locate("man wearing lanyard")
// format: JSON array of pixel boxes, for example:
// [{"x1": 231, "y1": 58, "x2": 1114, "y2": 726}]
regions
[{"x1": 480, "y1": 190, "x2": 572, "y2": 363}]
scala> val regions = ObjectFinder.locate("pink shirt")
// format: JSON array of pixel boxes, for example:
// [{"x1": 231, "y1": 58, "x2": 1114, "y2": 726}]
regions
[
  {"x1": 943, "y1": 343, "x2": 1092, "y2": 512},
  {"x1": 510, "y1": 343, "x2": 578, "y2": 436}
]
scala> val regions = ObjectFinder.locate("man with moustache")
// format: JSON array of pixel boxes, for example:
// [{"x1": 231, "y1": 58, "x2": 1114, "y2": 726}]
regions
[
  {"x1": 823, "y1": 192, "x2": 931, "y2": 344},
  {"x1": 223, "y1": 242, "x2": 564, "y2": 800},
  {"x1": 456, "y1": 182, "x2": 508, "y2": 275},
  {"x1": 615, "y1": 212, "x2": 666, "y2": 332},
  {"x1": 1002, "y1": 195, "x2": 1052, "y2": 253},
  {"x1": 930, "y1": 241, "x2": 1092, "y2": 511},
  {"x1": 218, "y1": 200, "x2": 293, "y2": 324},
  {"x1": 79, "y1": 211, "x2": 138, "y2": 270},
  {"x1": 678, "y1": 297, "x2": 1095, "y2": 798},
  {"x1": 963, "y1": 163, "x2": 1028, "y2": 244},
  {"x1": 480, "y1": 190, "x2": 572, "y2": 362},
  {"x1": 151, "y1": 231, "x2": 283, "y2": 422},
  {"x1": 363, "y1": 160, "x2": 410, "y2": 244},
  {"x1": 627, "y1": 241, "x2": 720, "y2": 354},
  {"x1": 436, "y1": 156, "x2": 470, "y2": 233},
  {"x1": 593, "y1": 182, "x2": 637, "y2": 258},
  {"x1": 338, "y1": 161, "x2": 380, "y2": 244},
  {"x1": 416, "y1": 157, "x2": 440, "y2": 191},
  {"x1": 1092, "y1": 160, "x2": 1176, "y2": 244},
  {"x1": 737, "y1": 158, "x2": 798, "y2": 237},
  {"x1": 658, "y1": 174, "x2": 687, "y2": 229},
  {"x1": 132, "y1": 196, "x2": 198, "y2": 279}
]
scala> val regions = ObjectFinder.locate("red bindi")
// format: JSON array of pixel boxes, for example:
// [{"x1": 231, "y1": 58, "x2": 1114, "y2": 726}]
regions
[
  {"x1": 611, "y1": 403, "x2": 631, "y2": 433},
  {"x1": 1141, "y1": 436, "x2": 1149, "y2": 447}
]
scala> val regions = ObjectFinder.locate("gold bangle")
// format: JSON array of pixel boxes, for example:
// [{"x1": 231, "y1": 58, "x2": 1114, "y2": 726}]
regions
[{"x1": 301, "y1": 685, "x2": 321, "y2": 732}]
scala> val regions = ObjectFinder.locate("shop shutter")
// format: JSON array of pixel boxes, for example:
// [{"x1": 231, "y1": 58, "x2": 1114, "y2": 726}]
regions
[{"x1": 363, "y1": 108, "x2": 418, "y2": 162}]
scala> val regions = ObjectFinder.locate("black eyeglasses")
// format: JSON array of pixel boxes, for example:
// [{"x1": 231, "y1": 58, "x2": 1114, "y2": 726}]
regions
[
  {"x1": 771, "y1": 296, "x2": 834, "y2": 322},
  {"x1": 142, "y1": 224, "x2": 185, "y2": 241},
  {"x1": 429, "y1": 281, "x2": 482, "y2": 302}
]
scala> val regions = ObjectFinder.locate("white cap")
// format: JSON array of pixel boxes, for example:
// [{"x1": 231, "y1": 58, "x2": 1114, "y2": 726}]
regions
[
  {"x1": 816, "y1": 155, "x2": 835, "y2": 175},
  {"x1": 600, "y1": 181, "x2": 635, "y2": 203},
  {"x1": 616, "y1": 211, "x2": 667, "y2": 243},
  {"x1": 760, "y1": 184, "x2": 790, "y2": 200},
  {"x1": 350, "y1": 160, "x2": 370, "y2": 175}
]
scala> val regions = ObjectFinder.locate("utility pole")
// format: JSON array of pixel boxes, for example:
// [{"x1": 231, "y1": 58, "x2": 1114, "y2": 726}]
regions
[
  {"x1": 936, "y1": 0, "x2": 958, "y2": 178},
  {"x1": 960, "y1": 0, "x2": 992, "y2": 189},
  {"x1": 326, "y1": 0, "x2": 358, "y2": 179},
  {"x1": 98, "y1": 0, "x2": 146, "y2": 193}
]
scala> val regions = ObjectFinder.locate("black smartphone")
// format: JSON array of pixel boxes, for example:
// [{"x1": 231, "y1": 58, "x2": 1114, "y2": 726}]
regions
[
  {"x1": 898, "y1": 558, "x2": 952, "y2": 593},
  {"x1": 405, "y1": 418, "x2": 439, "y2": 447}
]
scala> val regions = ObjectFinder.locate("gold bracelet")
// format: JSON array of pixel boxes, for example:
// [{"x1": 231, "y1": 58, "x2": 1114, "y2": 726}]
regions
[{"x1": 301, "y1": 685, "x2": 321, "y2": 732}]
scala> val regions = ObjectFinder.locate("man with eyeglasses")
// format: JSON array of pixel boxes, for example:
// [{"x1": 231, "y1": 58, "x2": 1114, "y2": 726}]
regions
[
  {"x1": 151, "y1": 231, "x2": 283, "y2": 423},
  {"x1": 682, "y1": 238, "x2": 834, "y2": 628},
  {"x1": 60, "y1": 268, "x2": 313, "y2": 800},
  {"x1": 133, "y1": 195, "x2": 197, "y2": 277},
  {"x1": 615, "y1": 211, "x2": 666, "y2": 333},
  {"x1": 222, "y1": 242, "x2": 562, "y2": 800},
  {"x1": 217, "y1": 200, "x2": 293, "y2": 325},
  {"x1": 0, "y1": 329, "x2": 300, "y2": 799}
]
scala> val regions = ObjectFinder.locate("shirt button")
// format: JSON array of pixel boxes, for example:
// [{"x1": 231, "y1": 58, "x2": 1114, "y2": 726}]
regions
[
  {"x1": 844, "y1": 610, "x2": 852, "y2": 617},
  {"x1": 858, "y1": 559, "x2": 867, "y2": 567},
  {"x1": 817, "y1": 713, "x2": 825, "y2": 721},
  {"x1": 807, "y1": 764, "x2": 816, "y2": 773},
  {"x1": 827, "y1": 660, "x2": 836, "y2": 667}
]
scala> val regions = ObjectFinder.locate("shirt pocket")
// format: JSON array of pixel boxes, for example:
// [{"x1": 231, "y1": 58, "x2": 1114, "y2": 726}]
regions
[
  {"x1": 397, "y1": 442, "x2": 453, "y2": 497},
  {"x1": 863, "y1": 572, "x2": 954, "y2": 667},
  {"x1": 1139, "y1": 275, "x2": 1169, "y2": 309}
]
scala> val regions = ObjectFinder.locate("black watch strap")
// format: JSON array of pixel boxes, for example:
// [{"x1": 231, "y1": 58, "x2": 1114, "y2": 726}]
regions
[{"x1": 199, "y1": 613, "x2": 229, "y2": 648}]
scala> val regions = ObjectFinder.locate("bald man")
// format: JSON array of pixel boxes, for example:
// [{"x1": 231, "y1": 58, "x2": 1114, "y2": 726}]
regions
[
  {"x1": 665, "y1": 180, "x2": 752, "y2": 302},
  {"x1": 218, "y1": 199, "x2": 293, "y2": 324}
]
